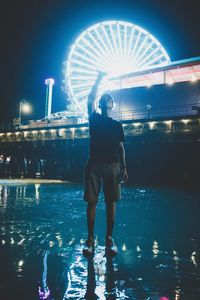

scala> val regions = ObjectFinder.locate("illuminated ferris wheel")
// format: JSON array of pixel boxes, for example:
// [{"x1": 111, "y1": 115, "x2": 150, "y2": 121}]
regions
[{"x1": 64, "y1": 20, "x2": 170, "y2": 113}]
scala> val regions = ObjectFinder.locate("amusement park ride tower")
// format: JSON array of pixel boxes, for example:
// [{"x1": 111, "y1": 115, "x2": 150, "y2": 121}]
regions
[{"x1": 45, "y1": 78, "x2": 55, "y2": 119}]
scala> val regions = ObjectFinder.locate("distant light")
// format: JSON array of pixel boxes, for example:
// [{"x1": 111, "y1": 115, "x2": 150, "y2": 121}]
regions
[
  {"x1": 149, "y1": 121, "x2": 156, "y2": 129},
  {"x1": 133, "y1": 122, "x2": 141, "y2": 127},
  {"x1": 146, "y1": 80, "x2": 152, "y2": 88},
  {"x1": 167, "y1": 77, "x2": 174, "y2": 85},
  {"x1": 45, "y1": 78, "x2": 55, "y2": 85},
  {"x1": 22, "y1": 103, "x2": 31, "y2": 113},
  {"x1": 164, "y1": 120, "x2": 172, "y2": 126},
  {"x1": 191, "y1": 73, "x2": 197, "y2": 82},
  {"x1": 182, "y1": 119, "x2": 190, "y2": 125}
]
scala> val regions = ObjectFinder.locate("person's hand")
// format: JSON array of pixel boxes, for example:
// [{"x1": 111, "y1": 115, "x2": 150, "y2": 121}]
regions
[
  {"x1": 97, "y1": 70, "x2": 107, "y2": 79},
  {"x1": 121, "y1": 166, "x2": 128, "y2": 183}
]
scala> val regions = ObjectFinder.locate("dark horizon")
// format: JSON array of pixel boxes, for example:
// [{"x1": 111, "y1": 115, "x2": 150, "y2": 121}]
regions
[{"x1": 1, "y1": 0, "x2": 200, "y2": 123}]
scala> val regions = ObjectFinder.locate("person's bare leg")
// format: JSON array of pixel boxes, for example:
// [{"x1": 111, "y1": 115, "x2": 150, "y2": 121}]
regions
[
  {"x1": 106, "y1": 202, "x2": 116, "y2": 238},
  {"x1": 87, "y1": 202, "x2": 97, "y2": 239}
]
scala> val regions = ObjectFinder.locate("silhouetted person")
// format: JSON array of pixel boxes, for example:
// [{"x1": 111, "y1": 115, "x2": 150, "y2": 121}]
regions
[{"x1": 83, "y1": 72, "x2": 128, "y2": 256}]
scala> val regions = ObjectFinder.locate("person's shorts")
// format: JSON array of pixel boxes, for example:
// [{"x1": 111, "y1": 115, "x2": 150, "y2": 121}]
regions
[{"x1": 83, "y1": 161, "x2": 122, "y2": 203}]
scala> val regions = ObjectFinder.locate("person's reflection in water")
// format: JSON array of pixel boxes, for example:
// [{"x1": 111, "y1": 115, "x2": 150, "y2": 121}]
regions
[
  {"x1": 38, "y1": 243, "x2": 67, "y2": 300},
  {"x1": 105, "y1": 256, "x2": 117, "y2": 299},
  {"x1": 84, "y1": 255, "x2": 117, "y2": 300}
]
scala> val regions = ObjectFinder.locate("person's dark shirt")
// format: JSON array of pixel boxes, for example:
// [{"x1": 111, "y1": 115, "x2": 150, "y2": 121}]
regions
[{"x1": 88, "y1": 111, "x2": 125, "y2": 163}]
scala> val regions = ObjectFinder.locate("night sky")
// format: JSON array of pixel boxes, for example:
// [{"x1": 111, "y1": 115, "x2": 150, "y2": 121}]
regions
[{"x1": 1, "y1": 0, "x2": 200, "y2": 124}]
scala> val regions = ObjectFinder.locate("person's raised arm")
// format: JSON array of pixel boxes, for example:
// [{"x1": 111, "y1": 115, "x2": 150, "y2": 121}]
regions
[{"x1": 87, "y1": 71, "x2": 106, "y2": 117}]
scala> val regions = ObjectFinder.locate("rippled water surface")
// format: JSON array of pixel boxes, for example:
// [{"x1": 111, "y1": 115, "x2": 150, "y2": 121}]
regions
[{"x1": 0, "y1": 180, "x2": 200, "y2": 300}]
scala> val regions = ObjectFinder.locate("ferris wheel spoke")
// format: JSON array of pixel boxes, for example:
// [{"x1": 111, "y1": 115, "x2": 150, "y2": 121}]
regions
[
  {"x1": 140, "y1": 53, "x2": 166, "y2": 69},
  {"x1": 70, "y1": 67, "x2": 97, "y2": 76},
  {"x1": 76, "y1": 43, "x2": 106, "y2": 67},
  {"x1": 135, "y1": 46, "x2": 162, "y2": 68},
  {"x1": 86, "y1": 31, "x2": 112, "y2": 66},
  {"x1": 70, "y1": 58, "x2": 99, "y2": 71},
  {"x1": 73, "y1": 50, "x2": 107, "y2": 70},
  {"x1": 134, "y1": 40, "x2": 154, "y2": 67},
  {"x1": 101, "y1": 25, "x2": 117, "y2": 57},
  {"x1": 129, "y1": 31, "x2": 142, "y2": 61},
  {"x1": 108, "y1": 24, "x2": 118, "y2": 55},
  {"x1": 81, "y1": 35, "x2": 110, "y2": 66},
  {"x1": 123, "y1": 24, "x2": 127, "y2": 62},
  {"x1": 133, "y1": 34, "x2": 149, "y2": 64},
  {"x1": 117, "y1": 23, "x2": 123, "y2": 60},
  {"x1": 71, "y1": 82, "x2": 94, "y2": 89},
  {"x1": 127, "y1": 26, "x2": 135, "y2": 60},
  {"x1": 94, "y1": 29, "x2": 113, "y2": 62}
]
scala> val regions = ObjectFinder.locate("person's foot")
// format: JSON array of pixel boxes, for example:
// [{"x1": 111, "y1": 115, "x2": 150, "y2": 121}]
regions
[
  {"x1": 82, "y1": 237, "x2": 94, "y2": 256},
  {"x1": 105, "y1": 236, "x2": 118, "y2": 256}
]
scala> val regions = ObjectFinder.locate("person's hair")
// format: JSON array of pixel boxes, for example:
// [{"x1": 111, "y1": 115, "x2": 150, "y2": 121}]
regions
[{"x1": 98, "y1": 93, "x2": 113, "y2": 109}]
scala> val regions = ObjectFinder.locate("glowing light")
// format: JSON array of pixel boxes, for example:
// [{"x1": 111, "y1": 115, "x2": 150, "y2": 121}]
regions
[
  {"x1": 65, "y1": 20, "x2": 170, "y2": 114},
  {"x1": 149, "y1": 121, "x2": 156, "y2": 129},
  {"x1": 152, "y1": 240, "x2": 159, "y2": 257},
  {"x1": 167, "y1": 77, "x2": 174, "y2": 85},
  {"x1": 191, "y1": 251, "x2": 197, "y2": 267},
  {"x1": 182, "y1": 119, "x2": 190, "y2": 125},
  {"x1": 122, "y1": 243, "x2": 127, "y2": 251},
  {"x1": 136, "y1": 245, "x2": 141, "y2": 252},
  {"x1": 22, "y1": 103, "x2": 31, "y2": 113},
  {"x1": 191, "y1": 73, "x2": 197, "y2": 82},
  {"x1": 18, "y1": 260, "x2": 24, "y2": 267},
  {"x1": 133, "y1": 122, "x2": 141, "y2": 127},
  {"x1": 164, "y1": 120, "x2": 172, "y2": 126},
  {"x1": 45, "y1": 78, "x2": 55, "y2": 85},
  {"x1": 146, "y1": 81, "x2": 152, "y2": 88}
]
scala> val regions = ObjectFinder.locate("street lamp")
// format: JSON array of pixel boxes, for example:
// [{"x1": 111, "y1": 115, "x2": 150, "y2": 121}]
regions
[{"x1": 19, "y1": 99, "x2": 31, "y2": 126}]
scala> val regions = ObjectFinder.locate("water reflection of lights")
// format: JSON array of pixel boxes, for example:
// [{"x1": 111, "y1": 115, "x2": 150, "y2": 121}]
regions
[
  {"x1": 122, "y1": 243, "x2": 127, "y2": 251},
  {"x1": 68, "y1": 237, "x2": 75, "y2": 246},
  {"x1": 18, "y1": 238, "x2": 25, "y2": 245},
  {"x1": 18, "y1": 260, "x2": 24, "y2": 267},
  {"x1": 191, "y1": 251, "x2": 198, "y2": 267},
  {"x1": 174, "y1": 286, "x2": 181, "y2": 300},
  {"x1": 136, "y1": 245, "x2": 141, "y2": 252},
  {"x1": 173, "y1": 250, "x2": 179, "y2": 270},
  {"x1": 35, "y1": 184, "x2": 40, "y2": 203},
  {"x1": 152, "y1": 240, "x2": 159, "y2": 257},
  {"x1": 63, "y1": 245, "x2": 128, "y2": 300},
  {"x1": 0, "y1": 186, "x2": 8, "y2": 211},
  {"x1": 49, "y1": 241, "x2": 54, "y2": 248},
  {"x1": 39, "y1": 250, "x2": 51, "y2": 300},
  {"x1": 136, "y1": 245, "x2": 141, "y2": 258},
  {"x1": 56, "y1": 234, "x2": 63, "y2": 247}
]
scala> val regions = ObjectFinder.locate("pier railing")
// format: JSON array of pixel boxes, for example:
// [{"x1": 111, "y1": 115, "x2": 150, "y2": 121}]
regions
[
  {"x1": 112, "y1": 102, "x2": 200, "y2": 121},
  {"x1": 0, "y1": 102, "x2": 200, "y2": 132}
]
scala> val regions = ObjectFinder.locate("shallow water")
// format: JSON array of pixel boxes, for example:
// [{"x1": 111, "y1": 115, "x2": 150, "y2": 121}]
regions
[{"x1": 0, "y1": 181, "x2": 200, "y2": 300}]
